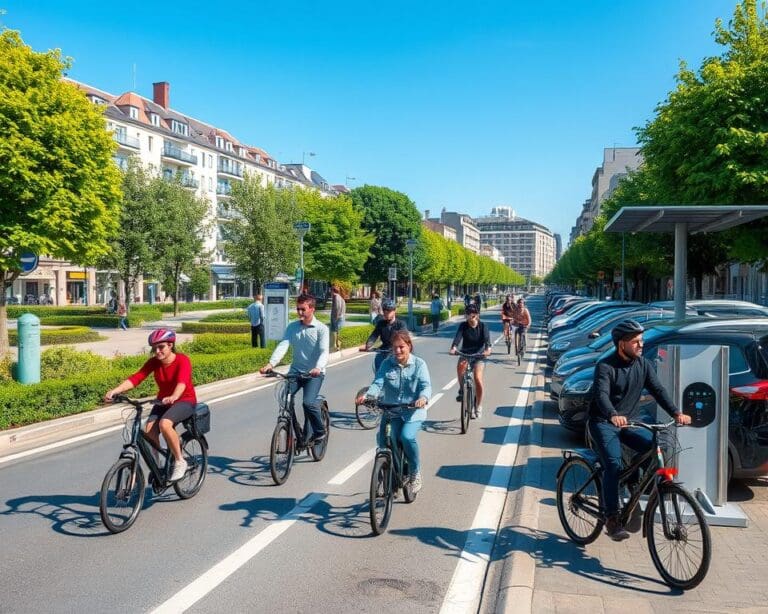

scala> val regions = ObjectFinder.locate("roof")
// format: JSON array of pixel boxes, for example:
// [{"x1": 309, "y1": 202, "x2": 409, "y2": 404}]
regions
[{"x1": 604, "y1": 205, "x2": 768, "y2": 234}]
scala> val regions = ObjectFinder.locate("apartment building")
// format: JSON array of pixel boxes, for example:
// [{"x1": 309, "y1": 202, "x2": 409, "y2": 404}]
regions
[
  {"x1": 423, "y1": 215, "x2": 458, "y2": 242},
  {"x1": 6, "y1": 79, "x2": 339, "y2": 305},
  {"x1": 475, "y1": 207, "x2": 556, "y2": 279},
  {"x1": 428, "y1": 209, "x2": 480, "y2": 253}
]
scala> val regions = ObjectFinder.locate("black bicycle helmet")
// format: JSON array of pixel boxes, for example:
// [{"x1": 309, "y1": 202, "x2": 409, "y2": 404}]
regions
[
  {"x1": 382, "y1": 298, "x2": 396, "y2": 311},
  {"x1": 465, "y1": 304, "x2": 479, "y2": 315},
  {"x1": 611, "y1": 319, "x2": 644, "y2": 343}
]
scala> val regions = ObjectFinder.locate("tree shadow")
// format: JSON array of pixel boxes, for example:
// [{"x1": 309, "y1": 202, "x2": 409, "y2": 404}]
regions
[{"x1": 436, "y1": 463, "x2": 524, "y2": 489}]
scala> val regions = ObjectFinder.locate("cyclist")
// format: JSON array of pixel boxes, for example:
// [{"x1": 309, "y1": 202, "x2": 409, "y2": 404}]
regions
[
  {"x1": 359, "y1": 298, "x2": 407, "y2": 372},
  {"x1": 501, "y1": 294, "x2": 517, "y2": 343},
  {"x1": 588, "y1": 319, "x2": 691, "y2": 541},
  {"x1": 514, "y1": 297, "x2": 531, "y2": 354},
  {"x1": 104, "y1": 329, "x2": 196, "y2": 482},
  {"x1": 449, "y1": 304, "x2": 491, "y2": 418},
  {"x1": 355, "y1": 330, "x2": 431, "y2": 493},
  {"x1": 260, "y1": 293, "x2": 329, "y2": 445}
]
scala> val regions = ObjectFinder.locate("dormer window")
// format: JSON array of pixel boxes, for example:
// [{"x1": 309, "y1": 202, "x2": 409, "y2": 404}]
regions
[
  {"x1": 151, "y1": 113, "x2": 160, "y2": 127},
  {"x1": 89, "y1": 95, "x2": 106, "y2": 105},
  {"x1": 128, "y1": 106, "x2": 139, "y2": 120},
  {"x1": 215, "y1": 136, "x2": 224, "y2": 149},
  {"x1": 171, "y1": 120, "x2": 188, "y2": 136},
  {"x1": 239, "y1": 147, "x2": 246, "y2": 157},
  {"x1": 225, "y1": 142, "x2": 233, "y2": 152}
]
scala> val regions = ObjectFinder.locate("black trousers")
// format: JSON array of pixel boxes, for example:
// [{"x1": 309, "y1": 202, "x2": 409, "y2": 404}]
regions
[{"x1": 251, "y1": 324, "x2": 265, "y2": 348}]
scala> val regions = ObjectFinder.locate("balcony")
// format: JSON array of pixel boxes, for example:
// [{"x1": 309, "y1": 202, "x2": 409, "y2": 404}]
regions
[
  {"x1": 217, "y1": 159, "x2": 244, "y2": 178},
  {"x1": 162, "y1": 144, "x2": 198, "y2": 165},
  {"x1": 114, "y1": 132, "x2": 140, "y2": 149},
  {"x1": 216, "y1": 183, "x2": 232, "y2": 196},
  {"x1": 180, "y1": 174, "x2": 200, "y2": 189}
]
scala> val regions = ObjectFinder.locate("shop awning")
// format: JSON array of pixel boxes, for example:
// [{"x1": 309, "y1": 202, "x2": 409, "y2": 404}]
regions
[{"x1": 211, "y1": 265, "x2": 237, "y2": 281}]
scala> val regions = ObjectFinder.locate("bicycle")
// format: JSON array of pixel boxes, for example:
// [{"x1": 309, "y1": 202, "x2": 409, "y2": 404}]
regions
[
  {"x1": 99, "y1": 395, "x2": 210, "y2": 534},
  {"x1": 354, "y1": 348, "x2": 391, "y2": 430},
  {"x1": 366, "y1": 401, "x2": 419, "y2": 535},
  {"x1": 266, "y1": 371, "x2": 330, "y2": 485},
  {"x1": 456, "y1": 351, "x2": 484, "y2": 434},
  {"x1": 502, "y1": 320, "x2": 513, "y2": 354},
  {"x1": 556, "y1": 420, "x2": 711, "y2": 589},
  {"x1": 515, "y1": 325, "x2": 527, "y2": 365}
]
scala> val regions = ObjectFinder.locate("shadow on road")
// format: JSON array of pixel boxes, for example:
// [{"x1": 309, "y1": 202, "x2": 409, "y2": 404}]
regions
[{"x1": 1, "y1": 492, "x2": 108, "y2": 537}]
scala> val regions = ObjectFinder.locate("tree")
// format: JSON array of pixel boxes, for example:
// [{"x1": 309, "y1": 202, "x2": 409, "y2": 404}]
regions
[
  {"x1": 0, "y1": 28, "x2": 122, "y2": 354},
  {"x1": 223, "y1": 175, "x2": 298, "y2": 291},
  {"x1": 100, "y1": 160, "x2": 164, "y2": 308},
  {"x1": 296, "y1": 189, "x2": 374, "y2": 283},
  {"x1": 152, "y1": 179, "x2": 211, "y2": 315},
  {"x1": 349, "y1": 185, "x2": 423, "y2": 289},
  {"x1": 188, "y1": 265, "x2": 211, "y2": 299}
]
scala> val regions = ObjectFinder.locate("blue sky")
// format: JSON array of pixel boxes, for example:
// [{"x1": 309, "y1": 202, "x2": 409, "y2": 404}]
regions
[{"x1": 4, "y1": 1, "x2": 741, "y2": 245}]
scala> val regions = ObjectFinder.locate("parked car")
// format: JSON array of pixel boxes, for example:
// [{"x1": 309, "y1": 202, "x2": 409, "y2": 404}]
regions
[
  {"x1": 557, "y1": 319, "x2": 768, "y2": 481},
  {"x1": 649, "y1": 299, "x2": 768, "y2": 318},
  {"x1": 548, "y1": 301, "x2": 643, "y2": 336}
]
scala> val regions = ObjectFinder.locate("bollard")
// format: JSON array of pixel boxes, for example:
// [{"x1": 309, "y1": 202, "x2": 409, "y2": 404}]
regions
[{"x1": 16, "y1": 313, "x2": 41, "y2": 384}]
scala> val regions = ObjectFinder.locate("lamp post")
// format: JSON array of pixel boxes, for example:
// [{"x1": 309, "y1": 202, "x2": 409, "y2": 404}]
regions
[
  {"x1": 293, "y1": 221, "x2": 311, "y2": 293},
  {"x1": 345, "y1": 175, "x2": 356, "y2": 187},
  {"x1": 405, "y1": 239, "x2": 418, "y2": 330}
]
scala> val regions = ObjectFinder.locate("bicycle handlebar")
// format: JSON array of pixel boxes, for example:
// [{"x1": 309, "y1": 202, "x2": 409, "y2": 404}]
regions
[
  {"x1": 359, "y1": 347, "x2": 392, "y2": 353},
  {"x1": 454, "y1": 350, "x2": 486, "y2": 358},
  {"x1": 627, "y1": 419, "x2": 678, "y2": 431},
  {"x1": 263, "y1": 371, "x2": 316, "y2": 381}
]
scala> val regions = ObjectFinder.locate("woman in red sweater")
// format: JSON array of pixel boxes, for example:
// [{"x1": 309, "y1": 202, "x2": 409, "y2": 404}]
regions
[{"x1": 105, "y1": 329, "x2": 196, "y2": 482}]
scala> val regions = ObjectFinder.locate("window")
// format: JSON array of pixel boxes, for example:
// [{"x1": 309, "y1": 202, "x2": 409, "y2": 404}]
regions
[
  {"x1": 129, "y1": 106, "x2": 139, "y2": 120},
  {"x1": 208, "y1": 154, "x2": 213, "y2": 169},
  {"x1": 148, "y1": 136, "x2": 153, "y2": 152},
  {"x1": 171, "y1": 120, "x2": 188, "y2": 136},
  {"x1": 728, "y1": 345, "x2": 750, "y2": 375},
  {"x1": 208, "y1": 177, "x2": 213, "y2": 191},
  {"x1": 216, "y1": 137, "x2": 224, "y2": 149},
  {"x1": 239, "y1": 147, "x2": 246, "y2": 157},
  {"x1": 225, "y1": 142, "x2": 233, "y2": 152},
  {"x1": 151, "y1": 113, "x2": 160, "y2": 127}
]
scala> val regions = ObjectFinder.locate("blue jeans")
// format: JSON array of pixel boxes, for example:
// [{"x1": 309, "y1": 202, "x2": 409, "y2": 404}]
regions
[
  {"x1": 377, "y1": 413, "x2": 423, "y2": 475},
  {"x1": 290, "y1": 373, "x2": 326, "y2": 439},
  {"x1": 119, "y1": 317, "x2": 128, "y2": 330},
  {"x1": 588, "y1": 418, "x2": 654, "y2": 517}
]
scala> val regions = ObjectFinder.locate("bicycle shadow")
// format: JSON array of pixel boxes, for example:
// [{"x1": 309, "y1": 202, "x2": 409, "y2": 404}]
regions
[
  {"x1": 207, "y1": 454, "x2": 275, "y2": 487},
  {"x1": 0, "y1": 492, "x2": 108, "y2": 537},
  {"x1": 329, "y1": 409, "x2": 366, "y2": 430},
  {"x1": 219, "y1": 496, "x2": 303, "y2": 527},
  {"x1": 422, "y1": 418, "x2": 462, "y2": 435}
]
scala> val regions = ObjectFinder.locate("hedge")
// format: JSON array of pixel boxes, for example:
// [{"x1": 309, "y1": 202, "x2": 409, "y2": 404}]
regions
[
  {"x1": 200, "y1": 311, "x2": 249, "y2": 322},
  {"x1": 9, "y1": 326, "x2": 104, "y2": 346},
  {"x1": 181, "y1": 321, "x2": 251, "y2": 334},
  {"x1": 156, "y1": 299, "x2": 251, "y2": 313},
  {"x1": 37, "y1": 308, "x2": 162, "y2": 328},
  {"x1": 0, "y1": 324, "x2": 373, "y2": 430},
  {"x1": 7, "y1": 306, "x2": 107, "y2": 318}
]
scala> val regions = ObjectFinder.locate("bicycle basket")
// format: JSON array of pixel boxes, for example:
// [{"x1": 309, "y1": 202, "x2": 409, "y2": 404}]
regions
[{"x1": 184, "y1": 403, "x2": 211, "y2": 437}]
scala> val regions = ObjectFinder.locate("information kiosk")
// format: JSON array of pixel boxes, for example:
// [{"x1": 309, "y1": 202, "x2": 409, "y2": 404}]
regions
[{"x1": 264, "y1": 282, "x2": 290, "y2": 342}]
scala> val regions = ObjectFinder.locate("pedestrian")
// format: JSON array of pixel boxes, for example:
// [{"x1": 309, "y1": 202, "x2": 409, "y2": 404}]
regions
[
  {"x1": 473, "y1": 293, "x2": 482, "y2": 312},
  {"x1": 369, "y1": 290, "x2": 382, "y2": 323},
  {"x1": 463, "y1": 293, "x2": 471, "y2": 310},
  {"x1": 330, "y1": 285, "x2": 346, "y2": 352},
  {"x1": 117, "y1": 301, "x2": 128, "y2": 330},
  {"x1": 106, "y1": 290, "x2": 118, "y2": 314},
  {"x1": 246, "y1": 293, "x2": 266, "y2": 348},
  {"x1": 430, "y1": 293, "x2": 444, "y2": 333}
]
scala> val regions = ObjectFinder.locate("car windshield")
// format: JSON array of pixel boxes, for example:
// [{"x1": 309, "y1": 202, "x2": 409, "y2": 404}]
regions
[{"x1": 754, "y1": 335, "x2": 768, "y2": 379}]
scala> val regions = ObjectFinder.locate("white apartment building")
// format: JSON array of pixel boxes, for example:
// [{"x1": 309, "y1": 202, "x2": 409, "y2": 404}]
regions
[
  {"x1": 430, "y1": 209, "x2": 480, "y2": 253},
  {"x1": 480, "y1": 244, "x2": 505, "y2": 265},
  {"x1": 475, "y1": 207, "x2": 556, "y2": 279},
  {"x1": 7, "y1": 79, "x2": 339, "y2": 305}
]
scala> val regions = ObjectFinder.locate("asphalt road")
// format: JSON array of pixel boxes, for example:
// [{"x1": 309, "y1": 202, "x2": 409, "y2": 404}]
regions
[{"x1": 0, "y1": 297, "x2": 544, "y2": 614}]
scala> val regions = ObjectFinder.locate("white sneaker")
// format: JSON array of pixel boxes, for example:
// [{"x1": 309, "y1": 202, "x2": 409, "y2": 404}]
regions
[
  {"x1": 410, "y1": 472, "x2": 423, "y2": 494},
  {"x1": 169, "y1": 459, "x2": 188, "y2": 482},
  {"x1": 475, "y1": 405, "x2": 483, "y2": 419}
]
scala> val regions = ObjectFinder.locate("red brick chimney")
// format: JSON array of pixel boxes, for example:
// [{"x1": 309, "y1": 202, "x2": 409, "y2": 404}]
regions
[{"x1": 153, "y1": 81, "x2": 169, "y2": 108}]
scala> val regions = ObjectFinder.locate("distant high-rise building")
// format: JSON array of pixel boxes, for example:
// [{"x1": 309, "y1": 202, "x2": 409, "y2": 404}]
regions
[{"x1": 475, "y1": 208, "x2": 556, "y2": 279}]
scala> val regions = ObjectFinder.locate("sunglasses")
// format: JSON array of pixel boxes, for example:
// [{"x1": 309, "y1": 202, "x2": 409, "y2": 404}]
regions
[
  {"x1": 296, "y1": 306, "x2": 312, "y2": 312},
  {"x1": 151, "y1": 343, "x2": 171, "y2": 352}
]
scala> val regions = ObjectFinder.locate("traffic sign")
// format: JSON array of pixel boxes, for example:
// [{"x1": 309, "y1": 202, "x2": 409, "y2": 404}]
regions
[
  {"x1": 19, "y1": 252, "x2": 39, "y2": 276},
  {"x1": 293, "y1": 221, "x2": 311, "y2": 233},
  {"x1": 388, "y1": 266, "x2": 397, "y2": 281}
]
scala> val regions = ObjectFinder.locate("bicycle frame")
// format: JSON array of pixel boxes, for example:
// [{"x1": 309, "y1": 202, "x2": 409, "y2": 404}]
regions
[
  {"x1": 273, "y1": 372, "x2": 322, "y2": 449},
  {"x1": 376, "y1": 407, "x2": 412, "y2": 491},
  {"x1": 121, "y1": 404, "x2": 174, "y2": 489}
]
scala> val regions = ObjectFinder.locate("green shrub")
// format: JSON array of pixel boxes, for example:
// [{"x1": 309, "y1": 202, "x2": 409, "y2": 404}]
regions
[
  {"x1": 40, "y1": 346, "x2": 111, "y2": 380},
  {"x1": 9, "y1": 326, "x2": 103, "y2": 346},
  {"x1": 450, "y1": 304, "x2": 465, "y2": 316},
  {"x1": 179, "y1": 333, "x2": 253, "y2": 354},
  {"x1": 338, "y1": 325, "x2": 374, "y2": 347},
  {"x1": 200, "y1": 311, "x2": 249, "y2": 322},
  {"x1": 7, "y1": 306, "x2": 106, "y2": 318},
  {"x1": 0, "y1": 354, "x2": 13, "y2": 383},
  {"x1": 156, "y1": 299, "x2": 251, "y2": 313},
  {"x1": 345, "y1": 303, "x2": 371, "y2": 314},
  {"x1": 181, "y1": 321, "x2": 251, "y2": 334}
]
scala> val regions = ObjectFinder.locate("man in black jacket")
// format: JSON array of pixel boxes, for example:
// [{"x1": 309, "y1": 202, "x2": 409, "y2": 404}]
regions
[
  {"x1": 588, "y1": 319, "x2": 690, "y2": 541},
  {"x1": 359, "y1": 299, "x2": 407, "y2": 372}
]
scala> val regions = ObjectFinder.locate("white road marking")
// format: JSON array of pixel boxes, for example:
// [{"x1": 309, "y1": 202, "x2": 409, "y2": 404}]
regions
[
  {"x1": 439, "y1": 333, "x2": 540, "y2": 614},
  {"x1": 442, "y1": 378, "x2": 458, "y2": 391},
  {"x1": 150, "y1": 492, "x2": 324, "y2": 614},
  {"x1": 327, "y1": 447, "x2": 375, "y2": 485},
  {"x1": 0, "y1": 425, "x2": 124, "y2": 466},
  {"x1": 426, "y1": 392, "x2": 443, "y2": 409}
]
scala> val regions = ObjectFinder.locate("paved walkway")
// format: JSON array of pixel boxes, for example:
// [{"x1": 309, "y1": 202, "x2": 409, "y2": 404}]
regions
[{"x1": 498, "y1": 360, "x2": 768, "y2": 613}]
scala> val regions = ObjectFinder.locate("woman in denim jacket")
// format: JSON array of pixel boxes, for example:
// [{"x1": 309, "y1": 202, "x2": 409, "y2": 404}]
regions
[{"x1": 356, "y1": 330, "x2": 431, "y2": 493}]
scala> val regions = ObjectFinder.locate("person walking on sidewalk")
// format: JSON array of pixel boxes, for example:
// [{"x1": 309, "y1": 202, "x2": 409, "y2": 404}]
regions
[
  {"x1": 430, "y1": 294, "x2": 444, "y2": 333},
  {"x1": 117, "y1": 301, "x2": 128, "y2": 331},
  {"x1": 246, "y1": 293, "x2": 266, "y2": 348},
  {"x1": 588, "y1": 319, "x2": 691, "y2": 542},
  {"x1": 369, "y1": 290, "x2": 382, "y2": 323},
  {"x1": 330, "y1": 285, "x2": 346, "y2": 352},
  {"x1": 260, "y1": 293, "x2": 329, "y2": 445}
]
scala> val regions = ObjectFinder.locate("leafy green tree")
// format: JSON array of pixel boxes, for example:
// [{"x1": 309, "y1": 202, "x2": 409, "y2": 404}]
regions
[
  {"x1": 151, "y1": 179, "x2": 211, "y2": 315},
  {"x1": 188, "y1": 265, "x2": 211, "y2": 299},
  {"x1": 296, "y1": 189, "x2": 374, "y2": 283},
  {"x1": 0, "y1": 28, "x2": 122, "y2": 354},
  {"x1": 100, "y1": 160, "x2": 163, "y2": 309},
  {"x1": 223, "y1": 176, "x2": 298, "y2": 291},
  {"x1": 349, "y1": 185, "x2": 423, "y2": 289}
]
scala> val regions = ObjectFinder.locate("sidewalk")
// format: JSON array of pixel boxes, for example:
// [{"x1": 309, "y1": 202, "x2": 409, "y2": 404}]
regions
[{"x1": 491, "y1": 357, "x2": 768, "y2": 613}]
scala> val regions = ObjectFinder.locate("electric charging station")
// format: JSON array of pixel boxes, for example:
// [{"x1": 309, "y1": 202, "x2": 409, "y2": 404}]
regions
[
  {"x1": 264, "y1": 282, "x2": 290, "y2": 342},
  {"x1": 656, "y1": 343, "x2": 748, "y2": 527}
]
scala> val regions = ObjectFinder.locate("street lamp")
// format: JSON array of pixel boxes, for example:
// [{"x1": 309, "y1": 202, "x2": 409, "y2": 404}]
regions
[
  {"x1": 293, "y1": 221, "x2": 311, "y2": 293},
  {"x1": 345, "y1": 175, "x2": 356, "y2": 187},
  {"x1": 405, "y1": 239, "x2": 418, "y2": 330}
]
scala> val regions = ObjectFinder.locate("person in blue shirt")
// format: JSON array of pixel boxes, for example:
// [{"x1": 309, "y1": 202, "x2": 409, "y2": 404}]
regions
[
  {"x1": 246, "y1": 293, "x2": 265, "y2": 348},
  {"x1": 260, "y1": 294, "x2": 330, "y2": 444},
  {"x1": 356, "y1": 330, "x2": 431, "y2": 493}
]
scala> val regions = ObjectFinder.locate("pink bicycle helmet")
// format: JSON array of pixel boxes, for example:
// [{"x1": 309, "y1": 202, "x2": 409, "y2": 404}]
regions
[{"x1": 148, "y1": 328, "x2": 176, "y2": 346}]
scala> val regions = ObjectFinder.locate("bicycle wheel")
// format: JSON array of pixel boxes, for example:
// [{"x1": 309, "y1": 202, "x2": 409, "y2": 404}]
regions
[
  {"x1": 100, "y1": 457, "x2": 145, "y2": 534},
  {"x1": 370, "y1": 455, "x2": 393, "y2": 535},
  {"x1": 460, "y1": 383, "x2": 472, "y2": 434},
  {"x1": 556, "y1": 457, "x2": 603, "y2": 545},
  {"x1": 646, "y1": 483, "x2": 711, "y2": 590},
  {"x1": 355, "y1": 386, "x2": 380, "y2": 430},
  {"x1": 310, "y1": 401, "x2": 331, "y2": 461},
  {"x1": 173, "y1": 435, "x2": 208, "y2": 499},
  {"x1": 270, "y1": 420, "x2": 294, "y2": 485}
]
